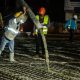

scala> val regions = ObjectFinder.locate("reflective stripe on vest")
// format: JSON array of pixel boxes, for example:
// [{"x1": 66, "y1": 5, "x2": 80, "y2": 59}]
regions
[
  {"x1": 68, "y1": 19, "x2": 71, "y2": 29},
  {"x1": 43, "y1": 27, "x2": 48, "y2": 35},
  {"x1": 35, "y1": 28, "x2": 48, "y2": 35},
  {"x1": 8, "y1": 28, "x2": 19, "y2": 34}
]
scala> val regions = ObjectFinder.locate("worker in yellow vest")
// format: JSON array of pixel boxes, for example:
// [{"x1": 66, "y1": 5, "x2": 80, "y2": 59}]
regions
[{"x1": 33, "y1": 7, "x2": 50, "y2": 58}]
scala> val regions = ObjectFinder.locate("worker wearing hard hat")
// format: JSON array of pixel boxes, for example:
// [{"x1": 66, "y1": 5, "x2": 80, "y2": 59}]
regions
[
  {"x1": 0, "y1": 6, "x2": 28, "y2": 62},
  {"x1": 64, "y1": 15, "x2": 78, "y2": 42},
  {"x1": 33, "y1": 7, "x2": 50, "y2": 58}
]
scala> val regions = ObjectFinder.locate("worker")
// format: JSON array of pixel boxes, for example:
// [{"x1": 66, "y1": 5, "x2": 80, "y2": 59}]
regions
[
  {"x1": 0, "y1": 7, "x2": 28, "y2": 62},
  {"x1": 65, "y1": 15, "x2": 78, "y2": 42},
  {"x1": 33, "y1": 7, "x2": 50, "y2": 58}
]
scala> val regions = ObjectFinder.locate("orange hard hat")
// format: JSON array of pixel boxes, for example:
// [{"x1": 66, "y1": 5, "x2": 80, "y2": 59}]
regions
[{"x1": 39, "y1": 7, "x2": 46, "y2": 15}]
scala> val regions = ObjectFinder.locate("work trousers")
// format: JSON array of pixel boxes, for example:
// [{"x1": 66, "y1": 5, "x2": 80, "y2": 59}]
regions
[
  {"x1": 35, "y1": 33, "x2": 45, "y2": 55},
  {"x1": 68, "y1": 29, "x2": 74, "y2": 42},
  {"x1": 0, "y1": 36, "x2": 14, "y2": 54}
]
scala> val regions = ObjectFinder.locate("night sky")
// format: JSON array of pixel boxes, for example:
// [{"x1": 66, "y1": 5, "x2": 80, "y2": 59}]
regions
[{"x1": 0, "y1": 0, "x2": 64, "y2": 22}]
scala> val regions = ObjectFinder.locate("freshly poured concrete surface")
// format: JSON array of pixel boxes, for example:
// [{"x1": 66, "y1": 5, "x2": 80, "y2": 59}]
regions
[{"x1": 0, "y1": 33, "x2": 80, "y2": 80}]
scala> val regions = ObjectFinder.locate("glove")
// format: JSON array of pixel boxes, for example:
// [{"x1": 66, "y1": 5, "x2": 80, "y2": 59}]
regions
[
  {"x1": 37, "y1": 23, "x2": 43, "y2": 29},
  {"x1": 43, "y1": 26, "x2": 47, "y2": 28},
  {"x1": 20, "y1": 20, "x2": 24, "y2": 23}
]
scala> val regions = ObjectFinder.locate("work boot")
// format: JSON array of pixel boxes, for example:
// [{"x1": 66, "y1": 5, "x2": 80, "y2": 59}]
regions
[
  {"x1": 0, "y1": 50, "x2": 3, "y2": 60},
  {"x1": 10, "y1": 53, "x2": 15, "y2": 62},
  {"x1": 0, "y1": 50, "x2": 2, "y2": 56}
]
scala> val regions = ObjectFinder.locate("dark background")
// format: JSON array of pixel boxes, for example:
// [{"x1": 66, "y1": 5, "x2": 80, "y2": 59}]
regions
[
  {"x1": 70, "y1": 0, "x2": 80, "y2": 1},
  {"x1": 0, "y1": 0, "x2": 65, "y2": 22}
]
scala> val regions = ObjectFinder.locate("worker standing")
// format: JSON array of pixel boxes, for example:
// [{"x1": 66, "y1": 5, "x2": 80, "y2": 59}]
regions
[
  {"x1": 0, "y1": 7, "x2": 28, "y2": 62},
  {"x1": 33, "y1": 7, "x2": 50, "y2": 58},
  {"x1": 65, "y1": 15, "x2": 78, "y2": 42}
]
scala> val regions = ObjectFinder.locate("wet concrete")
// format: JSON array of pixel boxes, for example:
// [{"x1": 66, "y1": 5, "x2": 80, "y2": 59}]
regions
[{"x1": 0, "y1": 33, "x2": 80, "y2": 80}]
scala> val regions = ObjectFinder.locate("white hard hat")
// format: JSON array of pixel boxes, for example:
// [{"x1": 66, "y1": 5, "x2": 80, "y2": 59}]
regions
[{"x1": 73, "y1": 15, "x2": 78, "y2": 19}]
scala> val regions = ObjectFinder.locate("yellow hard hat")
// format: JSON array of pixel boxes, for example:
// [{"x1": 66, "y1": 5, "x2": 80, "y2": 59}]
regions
[{"x1": 14, "y1": 11, "x2": 23, "y2": 18}]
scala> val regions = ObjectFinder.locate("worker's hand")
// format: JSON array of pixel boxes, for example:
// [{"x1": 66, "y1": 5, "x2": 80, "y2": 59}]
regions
[
  {"x1": 33, "y1": 32, "x2": 35, "y2": 36},
  {"x1": 23, "y1": 6, "x2": 28, "y2": 15},
  {"x1": 43, "y1": 26, "x2": 47, "y2": 28},
  {"x1": 37, "y1": 24, "x2": 43, "y2": 29}
]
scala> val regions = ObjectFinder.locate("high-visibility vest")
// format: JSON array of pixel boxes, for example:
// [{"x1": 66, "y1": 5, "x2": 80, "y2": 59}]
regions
[
  {"x1": 68, "y1": 19, "x2": 77, "y2": 30},
  {"x1": 35, "y1": 15, "x2": 49, "y2": 35}
]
